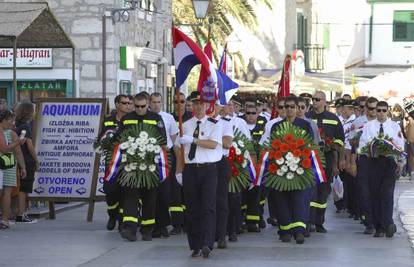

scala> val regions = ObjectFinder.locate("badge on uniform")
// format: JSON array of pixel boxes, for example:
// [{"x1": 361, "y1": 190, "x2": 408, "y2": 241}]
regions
[{"x1": 157, "y1": 121, "x2": 164, "y2": 128}]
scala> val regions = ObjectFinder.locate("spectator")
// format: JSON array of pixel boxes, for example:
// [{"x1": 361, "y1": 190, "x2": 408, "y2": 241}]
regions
[
  {"x1": 0, "y1": 110, "x2": 26, "y2": 229},
  {"x1": 15, "y1": 102, "x2": 38, "y2": 223}
]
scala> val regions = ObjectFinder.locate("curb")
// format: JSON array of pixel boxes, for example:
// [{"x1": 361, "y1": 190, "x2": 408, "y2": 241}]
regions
[{"x1": 28, "y1": 202, "x2": 86, "y2": 219}]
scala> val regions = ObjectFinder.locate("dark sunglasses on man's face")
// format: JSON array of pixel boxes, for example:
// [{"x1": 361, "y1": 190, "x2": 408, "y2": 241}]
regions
[
  {"x1": 174, "y1": 100, "x2": 185, "y2": 104},
  {"x1": 367, "y1": 106, "x2": 376, "y2": 111},
  {"x1": 298, "y1": 105, "x2": 306, "y2": 110},
  {"x1": 285, "y1": 104, "x2": 296, "y2": 109},
  {"x1": 312, "y1": 98, "x2": 321, "y2": 102},
  {"x1": 246, "y1": 112, "x2": 257, "y2": 115},
  {"x1": 359, "y1": 105, "x2": 365, "y2": 109},
  {"x1": 120, "y1": 101, "x2": 131, "y2": 105},
  {"x1": 376, "y1": 108, "x2": 388, "y2": 113},
  {"x1": 278, "y1": 105, "x2": 285, "y2": 109},
  {"x1": 135, "y1": 104, "x2": 147, "y2": 109}
]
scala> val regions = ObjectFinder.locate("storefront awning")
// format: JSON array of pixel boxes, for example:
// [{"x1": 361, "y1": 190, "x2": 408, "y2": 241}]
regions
[{"x1": 0, "y1": 2, "x2": 74, "y2": 48}]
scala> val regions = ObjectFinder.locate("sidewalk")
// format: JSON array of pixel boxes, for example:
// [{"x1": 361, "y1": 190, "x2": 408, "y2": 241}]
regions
[{"x1": 397, "y1": 178, "x2": 414, "y2": 249}]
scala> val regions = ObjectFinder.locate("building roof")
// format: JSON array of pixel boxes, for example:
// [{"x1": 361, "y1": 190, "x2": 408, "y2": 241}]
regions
[{"x1": 0, "y1": 2, "x2": 73, "y2": 48}]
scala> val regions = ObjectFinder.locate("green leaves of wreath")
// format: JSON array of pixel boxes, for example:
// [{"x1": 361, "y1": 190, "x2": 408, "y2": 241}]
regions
[
  {"x1": 117, "y1": 123, "x2": 171, "y2": 189},
  {"x1": 264, "y1": 121, "x2": 325, "y2": 191}
]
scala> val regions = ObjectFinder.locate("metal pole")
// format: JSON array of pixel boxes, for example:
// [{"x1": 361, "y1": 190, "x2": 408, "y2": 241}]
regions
[
  {"x1": 13, "y1": 37, "x2": 18, "y2": 103},
  {"x1": 72, "y1": 48, "x2": 75, "y2": 97},
  {"x1": 102, "y1": 14, "x2": 107, "y2": 99}
]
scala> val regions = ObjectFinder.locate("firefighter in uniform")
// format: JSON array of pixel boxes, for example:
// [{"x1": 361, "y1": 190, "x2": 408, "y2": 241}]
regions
[
  {"x1": 270, "y1": 96, "x2": 314, "y2": 244},
  {"x1": 177, "y1": 91, "x2": 222, "y2": 258},
  {"x1": 169, "y1": 92, "x2": 193, "y2": 235},
  {"x1": 242, "y1": 100, "x2": 267, "y2": 232},
  {"x1": 100, "y1": 94, "x2": 131, "y2": 231},
  {"x1": 117, "y1": 93, "x2": 168, "y2": 242},
  {"x1": 212, "y1": 104, "x2": 234, "y2": 249},
  {"x1": 358, "y1": 101, "x2": 404, "y2": 238},
  {"x1": 308, "y1": 91, "x2": 345, "y2": 233}
]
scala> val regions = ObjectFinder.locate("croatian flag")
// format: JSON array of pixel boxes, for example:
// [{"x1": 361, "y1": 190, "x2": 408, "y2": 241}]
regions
[
  {"x1": 172, "y1": 27, "x2": 216, "y2": 89},
  {"x1": 251, "y1": 150, "x2": 269, "y2": 189},
  {"x1": 310, "y1": 150, "x2": 327, "y2": 184},
  {"x1": 216, "y1": 45, "x2": 238, "y2": 105},
  {"x1": 245, "y1": 152, "x2": 257, "y2": 186},
  {"x1": 104, "y1": 144, "x2": 122, "y2": 183},
  {"x1": 158, "y1": 146, "x2": 169, "y2": 182}
]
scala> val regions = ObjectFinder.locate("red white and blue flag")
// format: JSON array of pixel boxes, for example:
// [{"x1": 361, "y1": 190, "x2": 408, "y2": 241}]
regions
[
  {"x1": 158, "y1": 146, "x2": 170, "y2": 182},
  {"x1": 252, "y1": 150, "x2": 269, "y2": 189},
  {"x1": 217, "y1": 44, "x2": 238, "y2": 105},
  {"x1": 310, "y1": 150, "x2": 327, "y2": 184},
  {"x1": 104, "y1": 144, "x2": 122, "y2": 183},
  {"x1": 172, "y1": 27, "x2": 216, "y2": 90}
]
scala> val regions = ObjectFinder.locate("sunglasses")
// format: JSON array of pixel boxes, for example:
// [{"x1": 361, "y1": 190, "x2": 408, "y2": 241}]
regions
[
  {"x1": 359, "y1": 105, "x2": 365, "y2": 109},
  {"x1": 174, "y1": 100, "x2": 185, "y2": 104},
  {"x1": 246, "y1": 112, "x2": 257, "y2": 115},
  {"x1": 298, "y1": 105, "x2": 307, "y2": 110},
  {"x1": 278, "y1": 105, "x2": 285, "y2": 109},
  {"x1": 376, "y1": 108, "x2": 388, "y2": 113},
  {"x1": 367, "y1": 107, "x2": 376, "y2": 111},
  {"x1": 312, "y1": 98, "x2": 321, "y2": 102},
  {"x1": 285, "y1": 104, "x2": 296, "y2": 109},
  {"x1": 135, "y1": 104, "x2": 147, "y2": 109},
  {"x1": 120, "y1": 101, "x2": 131, "y2": 105}
]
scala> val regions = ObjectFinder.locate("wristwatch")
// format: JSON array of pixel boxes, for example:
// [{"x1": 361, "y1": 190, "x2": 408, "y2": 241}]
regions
[{"x1": 192, "y1": 138, "x2": 198, "y2": 145}]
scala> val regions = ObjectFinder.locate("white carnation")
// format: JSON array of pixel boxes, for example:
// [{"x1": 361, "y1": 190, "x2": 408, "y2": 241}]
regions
[
  {"x1": 139, "y1": 131, "x2": 149, "y2": 139},
  {"x1": 128, "y1": 136, "x2": 135, "y2": 142},
  {"x1": 124, "y1": 164, "x2": 132, "y2": 172},
  {"x1": 286, "y1": 172, "x2": 294, "y2": 180},
  {"x1": 146, "y1": 144, "x2": 154, "y2": 152},
  {"x1": 130, "y1": 163, "x2": 137, "y2": 170},
  {"x1": 154, "y1": 145, "x2": 161, "y2": 154},
  {"x1": 235, "y1": 148, "x2": 241, "y2": 155},
  {"x1": 244, "y1": 150, "x2": 250, "y2": 158},
  {"x1": 130, "y1": 142, "x2": 138, "y2": 150},
  {"x1": 289, "y1": 164, "x2": 298, "y2": 172},
  {"x1": 138, "y1": 145, "x2": 146, "y2": 152},
  {"x1": 154, "y1": 155, "x2": 161, "y2": 163},
  {"x1": 296, "y1": 167, "x2": 304, "y2": 175},
  {"x1": 277, "y1": 169, "x2": 285, "y2": 176},
  {"x1": 237, "y1": 140, "x2": 245, "y2": 147},
  {"x1": 121, "y1": 154, "x2": 127, "y2": 163},
  {"x1": 276, "y1": 158, "x2": 285, "y2": 165},
  {"x1": 127, "y1": 147, "x2": 135, "y2": 155},
  {"x1": 242, "y1": 160, "x2": 247, "y2": 168},
  {"x1": 286, "y1": 152, "x2": 293, "y2": 160},
  {"x1": 281, "y1": 165, "x2": 288, "y2": 173},
  {"x1": 94, "y1": 147, "x2": 102, "y2": 154},
  {"x1": 139, "y1": 163, "x2": 147, "y2": 171},
  {"x1": 293, "y1": 157, "x2": 300, "y2": 164},
  {"x1": 149, "y1": 164, "x2": 156, "y2": 172},
  {"x1": 232, "y1": 142, "x2": 237, "y2": 148},
  {"x1": 138, "y1": 152, "x2": 145, "y2": 159},
  {"x1": 120, "y1": 142, "x2": 129, "y2": 150},
  {"x1": 149, "y1": 138, "x2": 157, "y2": 144}
]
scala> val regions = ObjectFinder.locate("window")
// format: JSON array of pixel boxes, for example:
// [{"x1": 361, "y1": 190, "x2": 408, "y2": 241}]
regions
[
  {"x1": 119, "y1": 80, "x2": 132, "y2": 95},
  {"x1": 393, "y1": 11, "x2": 414, "y2": 42}
]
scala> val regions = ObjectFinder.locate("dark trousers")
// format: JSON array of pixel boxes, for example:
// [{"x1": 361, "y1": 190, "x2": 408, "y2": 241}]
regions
[
  {"x1": 216, "y1": 157, "x2": 230, "y2": 240},
  {"x1": 243, "y1": 186, "x2": 261, "y2": 224},
  {"x1": 227, "y1": 192, "x2": 242, "y2": 235},
  {"x1": 103, "y1": 180, "x2": 123, "y2": 219},
  {"x1": 343, "y1": 171, "x2": 359, "y2": 216},
  {"x1": 311, "y1": 152, "x2": 333, "y2": 226},
  {"x1": 357, "y1": 156, "x2": 373, "y2": 227},
  {"x1": 369, "y1": 157, "x2": 397, "y2": 231},
  {"x1": 155, "y1": 179, "x2": 171, "y2": 229},
  {"x1": 183, "y1": 163, "x2": 217, "y2": 250},
  {"x1": 169, "y1": 151, "x2": 184, "y2": 226},
  {"x1": 273, "y1": 189, "x2": 307, "y2": 235},
  {"x1": 122, "y1": 186, "x2": 157, "y2": 234},
  {"x1": 304, "y1": 186, "x2": 313, "y2": 224}
]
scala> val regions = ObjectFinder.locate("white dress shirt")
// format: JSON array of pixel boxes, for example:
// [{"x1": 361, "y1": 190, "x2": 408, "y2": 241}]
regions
[
  {"x1": 358, "y1": 118, "x2": 405, "y2": 154},
  {"x1": 159, "y1": 111, "x2": 179, "y2": 149},
  {"x1": 182, "y1": 116, "x2": 223, "y2": 164},
  {"x1": 259, "y1": 116, "x2": 283, "y2": 145},
  {"x1": 216, "y1": 115, "x2": 234, "y2": 156}
]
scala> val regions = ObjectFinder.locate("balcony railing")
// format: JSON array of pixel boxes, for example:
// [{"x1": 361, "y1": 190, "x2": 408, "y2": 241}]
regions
[{"x1": 294, "y1": 44, "x2": 325, "y2": 72}]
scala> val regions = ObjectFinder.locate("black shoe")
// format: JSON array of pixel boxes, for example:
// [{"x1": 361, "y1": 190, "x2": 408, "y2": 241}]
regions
[
  {"x1": 191, "y1": 249, "x2": 201, "y2": 257},
  {"x1": 258, "y1": 219, "x2": 266, "y2": 229},
  {"x1": 280, "y1": 234, "x2": 291, "y2": 243},
  {"x1": 304, "y1": 228, "x2": 311, "y2": 238},
  {"x1": 247, "y1": 224, "x2": 261, "y2": 233},
  {"x1": 169, "y1": 225, "x2": 182, "y2": 235},
  {"x1": 309, "y1": 224, "x2": 316, "y2": 233},
  {"x1": 228, "y1": 233, "x2": 238, "y2": 242},
  {"x1": 315, "y1": 225, "x2": 327, "y2": 233},
  {"x1": 364, "y1": 226, "x2": 374, "y2": 235},
  {"x1": 236, "y1": 227, "x2": 245, "y2": 234},
  {"x1": 373, "y1": 230, "x2": 385, "y2": 237},
  {"x1": 202, "y1": 246, "x2": 211, "y2": 258},
  {"x1": 106, "y1": 217, "x2": 117, "y2": 231},
  {"x1": 267, "y1": 217, "x2": 278, "y2": 227},
  {"x1": 295, "y1": 233, "x2": 305, "y2": 244},
  {"x1": 152, "y1": 229, "x2": 161, "y2": 238},
  {"x1": 386, "y1": 224, "x2": 397, "y2": 238},
  {"x1": 217, "y1": 238, "x2": 227, "y2": 249},
  {"x1": 142, "y1": 231, "x2": 153, "y2": 241},
  {"x1": 160, "y1": 227, "x2": 170, "y2": 238},
  {"x1": 120, "y1": 229, "x2": 137, "y2": 241}
]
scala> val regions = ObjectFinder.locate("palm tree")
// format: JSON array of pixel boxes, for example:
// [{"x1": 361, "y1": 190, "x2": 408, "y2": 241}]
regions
[{"x1": 173, "y1": 0, "x2": 273, "y2": 79}]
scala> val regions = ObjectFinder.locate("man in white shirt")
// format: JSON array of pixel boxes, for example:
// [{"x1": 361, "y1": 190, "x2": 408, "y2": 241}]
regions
[
  {"x1": 259, "y1": 97, "x2": 286, "y2": 145},
  {"x1": 177, "y1": 91, "x2": 222, "y2": 258},
  {"x1": 358, "y1": 101, "x2": 404, "y2": 238},
  {"x1": 150, "y1": 93, "x2": 179, "y2": 238}
]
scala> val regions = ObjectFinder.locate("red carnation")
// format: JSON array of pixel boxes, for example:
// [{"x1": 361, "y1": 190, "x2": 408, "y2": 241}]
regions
[
  {"x1": 293, "y1": 149, "x2": 302, "y2": 158},
  {"x1": 274, "y1": 151, "x2": 284, "y2": 160},
  {"x1": 284, "y1": 134, "x2": 295, "y2": 144},
  {"x1": 237, "y1": 155, "x2": 244, "y2": 163},
  {"x1": 280, "y1": 143, "x2": 290, "y2": 153},
  {"x1": 229, "y1": 147, "x2": 236, "y2": 156},
  {"x1": 268, "y1": 151, "x2": 275, "y2": 160},
  {"x1": 232, "y1": 169, "x2": 239, "y2": 176},
  {"x1": 272, "y1": 139, "x2": 282, "y2": 149},
  {"x1": 301, "y1": 158, "x2": 311, "y2": 169},
  {"x1": 297, "y1": 138, "x2": 305, "y2": 147},
  {"x1": 301, "y1": 148, "x2": 311, "y2": 158},
  {"x1": 290, "y1": 142, "x2": 298, "y2": 150},
  {"x1": 269, "y1": 163, "x2": 278, "y2": 174}
]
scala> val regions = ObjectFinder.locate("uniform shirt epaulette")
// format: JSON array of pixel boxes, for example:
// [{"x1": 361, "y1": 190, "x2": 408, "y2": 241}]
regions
[
  {"x1": 208, "y1": 117, "x2": 218, "y2": 124},
  {"x1": 221, "y1": 117, "x2": 231, "y2": 122}
]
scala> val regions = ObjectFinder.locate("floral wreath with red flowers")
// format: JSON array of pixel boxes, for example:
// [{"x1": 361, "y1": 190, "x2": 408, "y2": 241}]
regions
[
  {"x1": 228, "y1": 129, "x2": 256, "y2": 193},
  {"x1": 263, "y1": 121, "x2": 324, "y2": 191}
]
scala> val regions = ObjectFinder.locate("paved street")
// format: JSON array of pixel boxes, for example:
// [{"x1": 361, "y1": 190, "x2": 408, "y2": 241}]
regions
[{"x1": 1, "y1": 182, "x2": 414, "y2": 267}]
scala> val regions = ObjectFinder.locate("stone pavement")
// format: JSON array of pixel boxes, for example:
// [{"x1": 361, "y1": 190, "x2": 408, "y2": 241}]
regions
[
  {"x1": 1, "y1": 182, "x2": 414, "y2": 267},
  {"x1": 397, "y1": 178, "x2": 414, "y2": 249}
]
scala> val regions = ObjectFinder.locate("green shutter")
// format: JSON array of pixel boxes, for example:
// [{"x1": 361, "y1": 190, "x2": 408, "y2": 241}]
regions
[
  {"x1": 393, "y1": 10, "x2": 414, "y2": 41},
  {"x1": 323, "y1": 25, "x2": 330, "y2": 50}
]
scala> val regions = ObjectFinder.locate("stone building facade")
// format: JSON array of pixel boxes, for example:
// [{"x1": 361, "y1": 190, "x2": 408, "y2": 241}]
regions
[{"x1": 0, "y1": 0, "x2": 172, "y2": 106}]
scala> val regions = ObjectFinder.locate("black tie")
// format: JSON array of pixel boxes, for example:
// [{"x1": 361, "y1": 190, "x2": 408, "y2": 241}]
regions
[
  {"x1": 188, "y1": 121, "x2": 201, "y2": 160},
  {"x1": 379, "y1": 123, "x2": 384, "y2": 137}
]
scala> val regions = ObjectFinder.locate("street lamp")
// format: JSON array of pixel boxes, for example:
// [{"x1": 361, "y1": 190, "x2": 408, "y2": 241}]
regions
[{"x1": 192, "y1": 0, "x2": 210, "y2": 19}]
